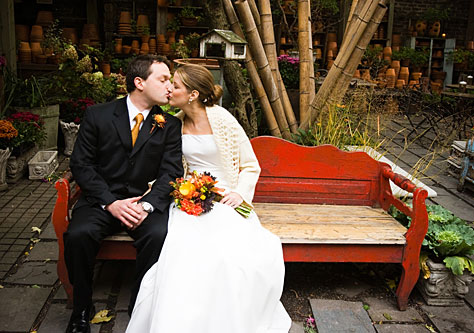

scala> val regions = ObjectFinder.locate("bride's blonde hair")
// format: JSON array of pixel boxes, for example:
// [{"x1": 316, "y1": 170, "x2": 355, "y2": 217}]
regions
[{"x1": 175, "y1": 64, "x2": 223, "y2": 106}]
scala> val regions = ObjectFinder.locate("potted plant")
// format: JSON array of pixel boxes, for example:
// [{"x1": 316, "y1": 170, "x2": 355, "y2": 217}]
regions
[
  {"x1": 447, "y1": 49, "x2": 470, "y2": 71},
  {"x1": 184, "y1": 32, "x2": 201, "y2": 57},
  {"x1": 171, "y1": 41, "x2": 191, "y2": 59},
  {"x1": 179, "y1": 6, "x2": 202, "y2": 27},
  {"x1": 59, "y1": 97, "x2": 95, "y2": 156},
  {"x1": 410, "y1": 48, "x2": 429, "y2": 72},
  {"x1": 390, "y1": 204, "x2": 474, "y2": 306},
  {"x1": 166, "y1": 17, "x2": 180, "y2": 40}
]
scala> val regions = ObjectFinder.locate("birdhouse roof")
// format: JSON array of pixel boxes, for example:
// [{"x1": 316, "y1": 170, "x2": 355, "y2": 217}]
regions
[{"x1": 200, "y1": 29, "x2": 247, "y2": 44}]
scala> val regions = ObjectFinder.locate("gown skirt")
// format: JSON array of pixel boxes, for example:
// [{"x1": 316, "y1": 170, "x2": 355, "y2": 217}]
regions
[{"x1": 126, "y1": 135, "x2": 291, "y2": 333}]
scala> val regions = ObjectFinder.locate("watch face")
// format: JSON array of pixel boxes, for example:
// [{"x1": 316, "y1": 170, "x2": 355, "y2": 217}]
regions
[{"x1": 142, "y1": 202, "x2": 152, "y2": 212}]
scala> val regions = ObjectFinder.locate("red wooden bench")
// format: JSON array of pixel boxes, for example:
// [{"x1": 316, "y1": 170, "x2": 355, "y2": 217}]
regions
[{"x1": 52, "y1": 136, "x2": 428, "y2": 310}]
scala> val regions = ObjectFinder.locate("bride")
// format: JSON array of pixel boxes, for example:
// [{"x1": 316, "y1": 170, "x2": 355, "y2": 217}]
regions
[{"x1": 126, "y1": 64, "x2": 291, "y2": 332}]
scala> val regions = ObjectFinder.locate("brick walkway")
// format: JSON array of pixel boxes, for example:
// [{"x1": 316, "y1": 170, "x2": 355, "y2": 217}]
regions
[{"x1": 0, "y1": 117, "x2": 473, "y2": 332}]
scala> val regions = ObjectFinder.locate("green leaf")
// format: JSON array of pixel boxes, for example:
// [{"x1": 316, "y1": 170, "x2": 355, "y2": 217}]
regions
[
  {"x1": 444, "y1": 256, "x2": 474, "y2": 275},
  {"x1": 363, "y1": 304, "x2": 370, "y2": 311},
  {"x1": 383, "y1": 313, "x2": 392, "y2": 320}
]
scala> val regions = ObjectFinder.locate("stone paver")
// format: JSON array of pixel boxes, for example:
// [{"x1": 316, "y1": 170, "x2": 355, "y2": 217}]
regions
[
  {"x1": 5, "y1": 261, "x2": 58, "y2": 285},
  {"x1": 27, "y1": 240, "x2": 58, "y2": 261},
  {"x1": 38, "y1": 302, "x2": 102, "y2": 333},
  {"x1": 0, "y1": 287, "x2": 51, "y2": 332},
  {"x1": 40, "y1": 221, "x2": 58, "y2": 240},
  {"x1": 116, "y1": 262, "x2": 135, "y2": 311},
  {"x1": 92, "y1": 261, "x2": 122, "y2": 301},
  {"x1": 310, "y1": 299, "x2": 376, "y2": 333},
  {"x1": 421, "y1": 304, "x2": 474, "y2": 333},
  {"x1": 374, "y1": 324, "x2": 432, "y2": 333},
  {"x1": 113, "y1": 312, "x2": 131, "y2": 332},
  {"x1": 364, "y1": 297, "x2": 423, "y2": 323},
  {"x1": 465, "y1": 284, "x2": 474, "y2": 309},
  {"x1": 289, "y1": 321, "x2": 304, "y2": 333}
]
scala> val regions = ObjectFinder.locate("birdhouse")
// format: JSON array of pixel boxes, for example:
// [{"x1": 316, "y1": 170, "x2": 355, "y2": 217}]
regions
[{"x1": 199, "y1": 29, "x2": 247, "y2": 60}]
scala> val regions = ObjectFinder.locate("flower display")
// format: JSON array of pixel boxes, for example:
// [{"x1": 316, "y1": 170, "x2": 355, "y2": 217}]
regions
[
  {"x1": 150, "y1": 114, "x2": 166, "y2": 133},
  {"x1": 0, "y1": 120, "x2": 18, "y2": 149},
  {"x1": 60, "y1": 98, "x2": 95, "y2": 124},
  {"x1": 170, "y1": 171, "x2": 253, "y2": 218},
  {"x1": 7, "y1": 111, "x2": 46, "y2": 152},
  {"x1": 278, "y1": 54, "x2": 300, "y2": 89}
]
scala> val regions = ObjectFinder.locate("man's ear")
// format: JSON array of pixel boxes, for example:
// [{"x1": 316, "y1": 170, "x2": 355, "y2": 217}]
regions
[{"x1": 134, "y1": 77, "x2": 145, "y2": 91}]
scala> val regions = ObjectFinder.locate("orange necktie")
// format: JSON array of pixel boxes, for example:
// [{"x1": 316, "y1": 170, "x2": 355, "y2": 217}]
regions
[{"x1": 131, "y1": 113, "x2": 144, "y2": 146}]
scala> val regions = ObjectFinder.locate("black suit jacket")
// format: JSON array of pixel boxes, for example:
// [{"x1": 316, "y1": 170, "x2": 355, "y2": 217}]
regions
[{"x1": 70, "y1": 98, "x2": 183, "y2": 213}]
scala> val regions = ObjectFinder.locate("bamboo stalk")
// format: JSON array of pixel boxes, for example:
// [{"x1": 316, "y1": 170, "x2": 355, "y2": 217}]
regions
[
  {"x1": 248, "y1": 0, "x2": 262, "y2": 37},
  {"x1": 298, "y1": 0, "x2": 311, "y2": 123},
  {"x1": 222, "y1": 0, "x2": 281, "y2": 137},
  {"x1": 300, "y1": 0, "x2": 387, "y2": 130},
  {"x1": 308, "y1": 0, "x2": 315, "y2": 104},
  {"x1": 343, "y1": 0, "x2": 360, "y2": 45},
  {"x1": 259, "y1": 0, "x2": 298, "y2": 133},
  {"x1": 235, "y1": 0, "x2": 291, "y2": 139}
]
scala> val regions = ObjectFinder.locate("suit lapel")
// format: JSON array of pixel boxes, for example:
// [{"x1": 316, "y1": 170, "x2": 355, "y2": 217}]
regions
[
  {"x1": 112, "y1": 98, "x2": 133, "y2": 153},
  {"x1": 130, "y1": 105, "x2": 162, "y2": 157}
]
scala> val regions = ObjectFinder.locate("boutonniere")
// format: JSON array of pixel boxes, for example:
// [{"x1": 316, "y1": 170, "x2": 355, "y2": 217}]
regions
[{"x1": 150, "y1": 114, "x2": 166, "y2": 134}]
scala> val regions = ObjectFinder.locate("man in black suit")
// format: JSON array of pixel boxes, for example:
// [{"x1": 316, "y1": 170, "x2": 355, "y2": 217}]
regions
[{"x1": 65, "y1": 55, "x2": 183, "y2": 333}]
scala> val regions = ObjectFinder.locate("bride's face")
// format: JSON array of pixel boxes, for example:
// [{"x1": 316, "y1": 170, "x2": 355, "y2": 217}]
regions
[{"x1": 168, "y1": 73, "x2": 191, "y2": 108}]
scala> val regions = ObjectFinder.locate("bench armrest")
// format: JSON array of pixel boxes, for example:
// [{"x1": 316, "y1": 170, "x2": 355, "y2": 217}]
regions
[
  {"x1": 380, "y1": 166, "x2": 429, "y2": 245},
  {"x1": 52, "y1": 172, "x2": 81, "y2": 240}
]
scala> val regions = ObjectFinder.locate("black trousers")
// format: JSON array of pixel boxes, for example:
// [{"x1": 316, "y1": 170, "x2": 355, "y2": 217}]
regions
[{"x1": 64, "y1": 203, "x2": 168, "y2": 316}]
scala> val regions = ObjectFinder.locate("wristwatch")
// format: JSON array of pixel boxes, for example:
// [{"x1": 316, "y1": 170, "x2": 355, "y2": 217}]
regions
[{"x1": 140, "y1": 201, "x2": 154, "y2": 213}]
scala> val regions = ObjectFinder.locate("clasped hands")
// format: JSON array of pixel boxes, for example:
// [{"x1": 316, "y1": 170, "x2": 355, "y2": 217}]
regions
[{"x1": 106, "y1": 197, "x2": 146, "y2": 230}]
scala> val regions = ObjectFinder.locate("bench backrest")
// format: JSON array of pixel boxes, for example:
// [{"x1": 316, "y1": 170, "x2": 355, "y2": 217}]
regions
[{"x1": 250, "y1": 136, "x2": 392, "y2": 206}]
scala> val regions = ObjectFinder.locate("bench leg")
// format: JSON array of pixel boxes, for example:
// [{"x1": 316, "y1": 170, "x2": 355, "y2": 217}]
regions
[{"x1": 396, "y1": 256, "x2": 420, "y2": 311}]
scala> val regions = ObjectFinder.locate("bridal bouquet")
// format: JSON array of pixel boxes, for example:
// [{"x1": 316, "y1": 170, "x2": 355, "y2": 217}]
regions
[{"x1": 170, "y1": 171, "x2": 253, "y2": 218}]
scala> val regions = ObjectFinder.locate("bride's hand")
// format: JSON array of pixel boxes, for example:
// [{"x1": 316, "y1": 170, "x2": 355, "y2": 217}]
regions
[{"x1": 220, "y1": 192, "x2": 243, "y2": 208}]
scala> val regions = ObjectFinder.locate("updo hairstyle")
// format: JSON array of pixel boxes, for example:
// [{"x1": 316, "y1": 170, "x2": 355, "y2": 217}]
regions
[{"x1": 175, "y1": 64, "x2": 223, "y2": 106}]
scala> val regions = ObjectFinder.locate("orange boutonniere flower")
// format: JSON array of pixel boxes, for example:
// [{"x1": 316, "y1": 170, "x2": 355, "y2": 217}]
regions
[{"x1": 150, "y1": 114, "x2": 166, "y2": 134}]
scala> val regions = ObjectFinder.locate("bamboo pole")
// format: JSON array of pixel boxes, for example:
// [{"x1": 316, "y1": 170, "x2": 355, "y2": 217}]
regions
[
  {"x1": 259, "y1": 0, "x2": 298, "y2": 133},
  {"x1": 343, "y1": 0, "x2": 360, "y2": 45},
  {"x1": 222, "y1": 0, "x2": 281, "y2": 137},
  {"x1": 330, "y1": 1, "x2": 388, "y2": 103},
  {"x1": 248, "y1": 0, "x2": 262, "y2": 37},
  {"x1": 300, "y1": 0, "x2": 383, "y2": 129},
  {"x1": 308, "y1": 0, "x2": 315, "y2": 104},
  {"x1": 235, "y1": 0, "x2": 291, "y2": 139},
  {"x1": 298, "y1": 0, "x2": 311, "y2": 123}
]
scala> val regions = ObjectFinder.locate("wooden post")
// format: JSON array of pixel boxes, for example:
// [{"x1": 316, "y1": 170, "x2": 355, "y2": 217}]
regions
[
  {"x1": 222, "y1": 0, "x2": 282, "y2": 137},
  {"x1": 298, "y1": 0, "x2": 311, "y2": 123},
  {"x1": 308, "y1": 0, "x2": 315, "y2": 105},
  {"x1": 0, "y1": 0, "x2": 16, "y2": 73},
  {"x1": 259, "y1": 0, "x2": 298, "y2": 133},
  {"x1": 235, "y1": 0, "x2": 291, "y2": 139}
]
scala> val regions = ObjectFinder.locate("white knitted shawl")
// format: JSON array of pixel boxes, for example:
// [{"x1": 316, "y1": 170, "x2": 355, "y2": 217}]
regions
[{"x1": 175, "y1": 105, "x2": 247, "y2": 190}]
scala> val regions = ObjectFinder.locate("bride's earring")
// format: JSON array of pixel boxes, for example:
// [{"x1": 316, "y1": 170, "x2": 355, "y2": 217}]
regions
[{"x1": 188, "y1": 98, "x2": 193, "y2": 104}]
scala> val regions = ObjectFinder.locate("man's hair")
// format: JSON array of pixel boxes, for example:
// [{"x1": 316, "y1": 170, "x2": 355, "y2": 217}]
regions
[{"x1": 125, "y1": 55, "x2": 170, "y2": 93}]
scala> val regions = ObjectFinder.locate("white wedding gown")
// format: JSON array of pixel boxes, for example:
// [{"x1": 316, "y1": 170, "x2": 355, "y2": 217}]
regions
[{"x1": 126, "y1": 134, "x2": 291, "y2": 333}]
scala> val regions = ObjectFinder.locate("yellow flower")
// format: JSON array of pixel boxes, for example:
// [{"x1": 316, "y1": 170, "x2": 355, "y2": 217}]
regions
[
  {"x1": 200, "y1": 194, "x2": 206, "y2": 200},
  {"x1": 179, "y1": 182, "x2": 195, "y2": 199},
  {"x1": 150, "y1": 114, "x2": 167, "y2": 133}
]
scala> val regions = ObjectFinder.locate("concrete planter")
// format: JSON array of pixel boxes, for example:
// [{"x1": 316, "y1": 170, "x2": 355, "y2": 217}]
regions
[
  {"x1": 14, "y1": 104, "x2": 60, "y2": 150},
  {"x1": 59, "y1": 120, "x2": 80, "y2": 156},
  {"x1": 0, "y1": 148, "x2": 12, "y2": 191},
  {"x1": 28, "y1": 150, "x2": 58, "y2": 180},
  {"x1": 7, "y1": 145, "x2": 39, "y2": 183},
  {"x1": 417, "y1": 257, "x2": 474, "y2": 306}
]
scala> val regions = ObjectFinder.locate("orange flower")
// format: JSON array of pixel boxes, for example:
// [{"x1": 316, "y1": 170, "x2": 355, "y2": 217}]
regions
[{"x1": 150, "y1": 114, "x2": 166, "y2": 134}]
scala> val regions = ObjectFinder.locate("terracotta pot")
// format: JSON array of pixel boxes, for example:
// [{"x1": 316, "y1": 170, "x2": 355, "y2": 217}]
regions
[
  {"x1": 168, "y1": 35, "x2": 176, "y2": 45},
  {"x1": 383, "y1": 46, "x2": 392, "y2": 58},
  {"x1": 396, "y1": 79, "x2": 405, "y2": 89},
  {"x1": 119, "y1": 11, "x2": 132, "y2": 24},
  {"x1": 137, "y1": 14, "x2": 149, "y2": 27},
  {"x1": 140, "y1": 42, "x2": 149, "y2": 54},
  {"x1": 131, "y1": 40, "x2": 140, "y2": 49},
  {"x1": 141, "y1": 34, "x2": 150, "y2": 43},
  {"x1": 157, "y1": 0, "x2": 168, "y2": 7},
  {"x1": 353, "y1": 69, "x2": 361, "y2": 79},
  {"x1": 429, "y1": 21, "x2": 441, "y2": 37},
  {"x1": 385, "y1": 68, "x2": 396, "y2": 88},
  {"x1": 35, "y1": 54, "x2": 48, "y2": 64},
  {"x1": 327, "y1": 59, "x2": 334, "y2": 70},
  {"x1": 19, "y1": 41, "x2": 31, "y2": 51},
  {"x1": 62, "y1": 28, "x2": 78, "y2": 45},
  {"x1": 411, "y1": 72, "x2": 422, "y2": 81},
  {"x1": 122, "y1": 45, "x2": 132, "y2": 54},
  {"x1": 399, "y1": 67, "x2": 409, "y2": 85},
  {"x1": 149, "y1": 38, "x2": 156, "y2": 47},
  {"x1": 327, "y1": 32, "x2": 337, "y2": 42},
  {"x1": 415, "y1": 20, "x2": 427, "y2": 37},
  {"x1": 82, "y1": 24, "x2": 99, "y2": 41},
  {"x1": 328, "y1": 41, "x2": 338, "y2": 54},
  {"x1": 100, "y1": 62, "x2": 111, "y2": 77},
  {"x1": 15, "y1": 25, "x2": 30, "y2": 42},
  {"x1": 181, "y1": 17, "x2": 198, "y2": 27},
  {"x1": 30, "y1": 25, "x2": 44, "y2": 42},
  {"x1": 36, "y1": 11, "x2": 54, "y2": 26},
  {"x1": 391, "y1": 60, "x2": 400, "y2": 78},
  {"x1": 114, "y1": 42, "x2": 123, "y2": 54},
  {"x1": 467, "y1": 41, "x2": 474, "y2": 51},
  {"x1": 157, "y1": 34, "x2": 166, "y2": 43}
]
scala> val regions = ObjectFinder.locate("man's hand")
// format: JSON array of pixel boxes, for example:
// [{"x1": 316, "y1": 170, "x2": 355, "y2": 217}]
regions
[
  {"x1": 220, "y1": 192, "x2": 243, "y2": 208},
  {"x1": 105, "y1": 197, "x2": 147, "y2": 229}
]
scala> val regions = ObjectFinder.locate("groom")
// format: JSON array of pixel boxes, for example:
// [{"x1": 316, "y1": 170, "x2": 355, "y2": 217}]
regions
[{"x1": 65, "y1": 55, "x2": 183, "y2": 333}]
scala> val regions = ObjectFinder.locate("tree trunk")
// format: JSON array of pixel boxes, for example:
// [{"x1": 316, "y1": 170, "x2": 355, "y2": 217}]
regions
[{"x1": 202, "y1": 0, "x2": 258, "y2": 138}]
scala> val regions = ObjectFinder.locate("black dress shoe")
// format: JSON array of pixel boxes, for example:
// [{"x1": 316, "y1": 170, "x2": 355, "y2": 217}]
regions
[{"x1": 66, "y1": 306, "x2": 95, "y2": 333}]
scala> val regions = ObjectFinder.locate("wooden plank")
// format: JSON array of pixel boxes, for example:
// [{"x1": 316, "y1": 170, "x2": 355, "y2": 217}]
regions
[
  {"x1": 0, "y1": 0, "x2": 16, "y2": 72},
  {"x1": 282, "y1": 244, "x2": 403, "y2": 262}
]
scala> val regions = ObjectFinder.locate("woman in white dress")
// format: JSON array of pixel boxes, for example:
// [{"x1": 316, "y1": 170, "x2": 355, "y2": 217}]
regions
[{"x1": 126, "y1": 64, "x2": 291, "y2": 333}]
